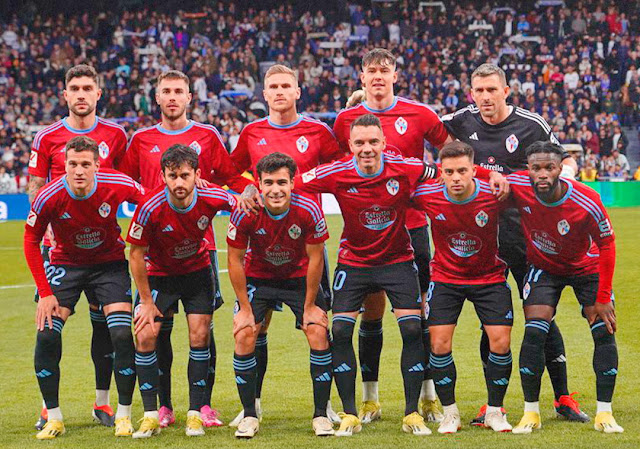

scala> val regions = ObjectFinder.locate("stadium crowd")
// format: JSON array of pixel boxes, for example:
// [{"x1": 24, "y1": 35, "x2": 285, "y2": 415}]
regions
[{"x1": 2, "y1": 0, "x2": 640, "y2": 193}]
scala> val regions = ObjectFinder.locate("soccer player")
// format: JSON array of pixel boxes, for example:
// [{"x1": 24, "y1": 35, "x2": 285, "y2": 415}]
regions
[
  {"x1": 120, "y1": 69, "x2": 251, "y2": 428},
  {"x1": 126, "y1": 144, "x2": 237, "y2": 438},
  {"x1": 296, "y1": 113, "x2": 442, "y2": 436},
  {"x1": 441, "y1": 63, "x2": 587, "y2": 424},
  {"x1": 229, "y1": 64, "x2": 343, "y2": 426},
  {"x1": 412, "y1": 141, "x2": 513, "y2": 434},
  {"x1": 504, "y1": 142, "x2": 622, "y2": 434},
  {"x1": 24, "y1": 136, "x2": 143, "y2": 439},
  {"x1": 333, "y1": 48, "x2": 450, "y2": 423},
  {"x1": 28, "y1": 64, "x2": 128, "y2": 430},
  {"x1": 227, "y1": 152, "x2": 333, "y2": 438}
]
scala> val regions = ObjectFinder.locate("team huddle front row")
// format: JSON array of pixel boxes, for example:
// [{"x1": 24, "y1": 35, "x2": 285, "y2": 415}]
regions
[{"x1": 24, "y1": 113, "x2": 622, "y2": 440}]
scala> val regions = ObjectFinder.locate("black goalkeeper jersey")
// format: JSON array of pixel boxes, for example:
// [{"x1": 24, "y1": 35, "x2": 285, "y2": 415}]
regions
[{"x1": 442, "y1": 104, "x2": 565, "y2": 174}]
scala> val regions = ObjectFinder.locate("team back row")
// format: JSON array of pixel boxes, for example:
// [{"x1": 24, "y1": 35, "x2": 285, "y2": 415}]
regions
[{"x1": 23, "y1": 48, "x2": 621, "y2": 440}]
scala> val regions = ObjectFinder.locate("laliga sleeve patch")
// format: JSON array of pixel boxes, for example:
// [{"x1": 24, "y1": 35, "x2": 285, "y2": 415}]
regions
[
  {"x1": 29, "y1": 151, "x2": 38, "y2": 168},
  {"x1": 26, "y1": 211, "x2": 38, "y2": 227},
  {"x1": 129, "y1": 223, "x2": 144, "y2": 240},
  {"x1": 227, "y1": 223, "x2": 237, "y2": 240},
  {"x1": 302, "y1": 168, "x2": 317, "y2": 183}
]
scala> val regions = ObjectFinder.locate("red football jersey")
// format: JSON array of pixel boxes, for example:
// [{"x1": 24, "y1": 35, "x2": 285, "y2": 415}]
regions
[
  {"x1": 231, "y1": 115, "x2": 343, "y2": 174},
  {"x1": 333, "y1": 97, "x2": 449, "y2": 229},
  {"x1": 24, "y1": 169, "x2": 145, "y2": 296},
  {"x1": 297, "y1": 153, "x2": 430, "y2": 267},
  {"x1": 120, "y1": 120, "x2": 250, "y2": 251},
  {"x1": 126, "y1": 184, "x2": 236, "y2": 276},
  {"x1": 226, "y1": 192, "x2": 329, "y2": 279},
  {"x1": 507, "y1": 172, "x2": 615, "y2": 276},
  {"x1": 412, "y1": 179, "x2": 506, "y2": 284},
  {"x1": 29, "y1": 117, "x2": 128, "y2": 180}
]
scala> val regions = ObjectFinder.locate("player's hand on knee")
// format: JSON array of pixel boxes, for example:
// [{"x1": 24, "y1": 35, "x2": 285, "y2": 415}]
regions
[
  {"x1": 594, "y1": 301, "x2": 617, "y2": 334},
  {"x1": 237, "y1": 184, "x2": 262, "y2": 214},
  {"x1": 36, "y1": 295, "x2": 60, "y2": 331},
  {"x1": 303, "y1": 305, "x2": 328, "y2": 330},
  {"x1": 488, "y1": 171, "x2": 510, "y2": 200},
  {"x1": 233, "y1": 308, "x2": 256, "y2": 336},
  {"x1": 134, "y1": 302, "x2": 163, "y2": 335}
]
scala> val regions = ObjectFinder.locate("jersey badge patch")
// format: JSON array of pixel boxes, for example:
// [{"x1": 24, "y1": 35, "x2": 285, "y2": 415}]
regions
[
  {"x1": 288, "y1": 224, "x2": 302, "y2": 240},
  {"x1": 557, "y1": 219, "x2": 570, "y2": 235},
  {"x1": 189, "y1": 141, "x2": 202, "y2": 155},
  {"x1": 505, "y1": 134, "x2": 519, "y2": 153},
  {"x1": 296, "y1": 136, "x2": 309, "y2": 153},
  {"x1": 98, "y1": 141, "x2": 110, "y2": 159},
  {"x1": 395, "y1": 117, "x2": 408, "y2": 135},
  {"x1": 29, "y1": 151, "x2": 38, "y2": 168},
  {"x1": 98, "y1": 202, "x2": 111, "y2": 218},
  {"x1": 197, "y1": 215, "x2": 210, "y2": 231},
  {"x1": 386, "y1": 178, "x2": 399, "y2": 196},
  {"x1": 129, "y1": 223, "x2": 144, "y2": 239},
  {"x1": 227, "y1": 223, "x2": 237, "y2": 240},
  {"x1": 475, "y1": 210, "x2": 489, "y2": 227},
  {"x1": 302, "y1": 168, "x2": 317, "y2": 183},
  {"x1": 27, "y1": 211, "x2": 38, "y2": 227}
]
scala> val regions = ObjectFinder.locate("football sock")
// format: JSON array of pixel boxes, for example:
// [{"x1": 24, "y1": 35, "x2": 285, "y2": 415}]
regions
[
  {"x1": 397, "y1": 314, "x2": 425, "y2": 415},
  {"x1": 135, "y1": 351, "x2": 158, "y2": 412},
  {"x1": 89, "y1": 309, "x2": 113, "y2": 392},
  {"x1": 156, "y1": 318, "x2": 174, "y2": 410},
  {"x1": 95, "y1": 389, "x2": 110, "y2": 408},
  {"x1": 591, "y1": 320, "x2": 618, "y2": 402},
  {"x1": 331, "y1": 315, "x2": 358, "y2": 415},
  {"x1": 106, "y1": 312, "x2": 135, "y2": 406},
  {"x1": 35, "y1": 317, "x2": 65, "y2": 409},
  {"x1": 188, "y1": 347, "x2": 210, "y2": 411},
  {"x1": 421, "y1": 318, "x2": 432, "y2": 381},
  {"x1": 545, "y1": 320, "x2": 569, "y2": 399},
  {"x1": 486, "y1": 351, "x2": 512, "y2": 407},
  {"x1": 519, "y1": 319, "x2": 550, "y2": 402},
  {"x1": 254, "y1": 333, "x2": 268, "y2": 399},
  {"x1": 480, "y1": 328, "x2": 490, "y2": 372},
  {"x1": 429, "y1": 352, "x2": 456, "y2": 406},
  {"x1": 358, "y1": 318, "x2": 383, "y2": 382},
  {"x1": 233, "y1": 353, "x2": 257, "y2": 417},
  {"x1": 310, "y1": 348, "x2": 333, "y2": 418},
  {"x1": 47, "y1": 407, "x2": 63, "y2": 422},
  {"x1": 205, "y1": 323, "x2": 216, "y2": 407}
]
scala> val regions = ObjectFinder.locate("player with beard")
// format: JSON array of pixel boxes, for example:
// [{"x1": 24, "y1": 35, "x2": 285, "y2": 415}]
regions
[
  {"x1": 504, "y1": 142, "x2": 622, "y2": 434},
  {"x1": 120, "y1": 70, "x2": 252, "y2": 428},
  {"x1": 441, "y1": 64, "x2": 587, "y2": 425},
  {"x1": 28, "y1": 64, "x2": 128, "y2": 430}
]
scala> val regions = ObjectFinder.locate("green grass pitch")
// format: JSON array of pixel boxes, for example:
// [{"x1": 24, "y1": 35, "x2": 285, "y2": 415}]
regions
[{"x1": 1, "y1": 208, "x2": 638, "y2": 448}]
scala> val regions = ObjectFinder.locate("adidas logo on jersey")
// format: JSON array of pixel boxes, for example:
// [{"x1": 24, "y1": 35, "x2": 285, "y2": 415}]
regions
[
  {"x1": 150, "y1": 145, "x2": 160, "y2": 153},
  {"x1": 469, "y1": 132, "x2": 479, "y2": 141},
  {"x1": 505, "y1": 311, "x2": 513, "y2": 320},
  {"x1": 347, "y1": 186, "x2": 359, "y2": 194},
  {"x1": 315, "y1": 372, "x2": 332, "y2": 382},
  {"x1": 255, "y1": 228, "x2": 267, "y2": 235},
  {"x1": 162, "y1": 225, "x2": 174, "y2": 232},
  {"x1": 408, "y1": 363, "x2": 425, "y2": 373},
  {"x1": 257, "y1": 138, "x2": 267, "y2": 146},
  {"x1": 523, "y1": 206, "x2": 532, "y2": 214},
  {"x1": 334, "y1": 363, "x2": 351, "y2": 373},
  {"x1": 435, "y1": 213, "x2": 446, "y2": 221},
  {"x1": 59, "y1": 212, "x2": 72, "y2": 219}
]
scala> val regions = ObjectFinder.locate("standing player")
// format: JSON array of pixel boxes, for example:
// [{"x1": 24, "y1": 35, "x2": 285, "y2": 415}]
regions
[
  {"x1": 229, "y1": 64, "x2": 343, "y2": 426},
  {"x1": 120, "y1": 70, "x2": 251, "y2": 428},
  {"x1": 24, "y1": 136, "x2": 143, "y2": 439},
  {"x1": 504, "y1": 142, "x2": 622, "y2": 434},
  {"x1": 333, "y1": 48, "x2": 450, "y2": 423},
  {"x1": 298, "y1": 114, "x2": 441, "y2": 436},
  {"x1": 227, "y1": 153, "x2": 333, "y2": 438},
  {"x1": 28, "y1": 64, "x2": 129, "y2": 430},
  {"x1": 412, "y1": 142, "x2": 513, "y2": 434},
  {"x1": 441, "y1": 63, "x2": 587, "y2": 424},
  {"x1": 126, "y1": 145, "x2": 237, "y2": 438}
]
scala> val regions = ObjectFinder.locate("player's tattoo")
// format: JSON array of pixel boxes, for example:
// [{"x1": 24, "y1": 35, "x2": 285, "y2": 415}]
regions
[{"x1": 28, "y1": 176, "x2": 46, "y2": 204}]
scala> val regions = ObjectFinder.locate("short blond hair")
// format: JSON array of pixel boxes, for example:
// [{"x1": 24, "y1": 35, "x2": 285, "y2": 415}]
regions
[
  {"x1": 362, "y1": 48, "x2": 396, "y2": 69},
  {"x1": 471, "y1": 64, "x2": 507, "y2": 87},
  {"x1": 157, "y1": 70, "x2": 190, "y2": 88},
  {"x1": 264, "y1": 64, "x2": 297, "y2": 86}
]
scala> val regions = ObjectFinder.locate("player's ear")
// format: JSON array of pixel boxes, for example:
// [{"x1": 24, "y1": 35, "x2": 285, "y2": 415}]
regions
[
  {"x1": 503, "y1": 84, "x2": 510, "y2": 99},
  {"x1": 359, "y1": 71, "x2": 366, "y2": 87},
  {"x1": 295, "y1": 86, "x2": 301, "y2": 100},
  {"x1": 187, "y1": 91, "x2": 192, "y2": 104},
  {"x1": 195, "y1": 168, "x2": 201, "y2": 179},
  {"x1": 96, "y1": 88, "x2": 102, "y2": 101},
  {"x1": 63, "y1": 88, "x2": 68, "y2": 102},
  {"x1": 392, "y1": 70, "x2": 398, "y2": 84}
]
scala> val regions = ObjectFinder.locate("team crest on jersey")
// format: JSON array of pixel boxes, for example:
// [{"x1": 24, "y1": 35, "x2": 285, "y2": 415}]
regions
[
  {"x1": 386, "y1": 178, "x2": 399, "y2": 196},
  {"x1": 557, "y1": 219, "x2": 570, "y2": 235},
  {"x1": 395, "y1": 117, "x2": 408, "y2": 135},
  {"x1": 288, "y1": 224, "x2": 302, "y2": 240},
  {"x1": 98, "y1": 141, "x2": 110, "y2": 159},
  {"x1": 475, "y1": 210, "x2": 489, "y2": 227},
  {"x1": 98, "y1": 202, "x2": 111, "y2": 218},
  {"x1": 296, "y1": 136, "x2": 309, "y2": 153},
  {"x1": 197, "y1": 215, "x2": 210, "y2": 231},
  {"x1": 505, "y1": 134, "x2": 519, "y2": 153},
  {"x1": 189, "y1": 141, "x2": 202, "y2": 155},
  {"x1": 523, "y1": 282, "x2": 531, "y2": 300}
]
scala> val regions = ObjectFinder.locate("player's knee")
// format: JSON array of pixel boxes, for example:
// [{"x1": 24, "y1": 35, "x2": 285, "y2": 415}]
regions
[
  {"x1": 431, "y1": 336, "x2": 452, "y2": 354},
  {"x1": 591, "y1": 321, "x2": 616, "y2": 347},
  {"x1": 234, "y1": 327, "x2": 256, "y2": 352},
  {"x1": 36, "y1": 326, "x2": 62, "y2": 352},
  {"x1": 488, "y1": 333, "x2": 511, "y2": 354},
  {"x1": 135, "y1": 327, "x2": 157, "y2": 352},
  {"x1": 331, "y1": 316, "x2": 356, "y2": 346},
  {"x1": 188, "y1": 325, "x2": 210, "y2": 348},
  {"x1": 304, "y1": 324, "x2": 329, "y2": 349},
  {"x1": 397, "y1": 315, "x2": 422, "y2": 344}
]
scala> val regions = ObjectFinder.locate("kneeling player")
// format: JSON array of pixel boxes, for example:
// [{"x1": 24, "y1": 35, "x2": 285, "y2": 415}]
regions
[
  {"x1": 24, "y1": 136, "x2": 143, "y2": 439},
  {"x1": 507, "y1": 142, "x2": 623, "y2": 434},
  {"x1": 412, "y1": 142, "x2": 513, "y2": 433},
  {"x1": 126, "y1": 145, "x2": 236, "y2": 438},
  {"x1": 227, "y1": 153, "x2": 333, "y2": 438}
]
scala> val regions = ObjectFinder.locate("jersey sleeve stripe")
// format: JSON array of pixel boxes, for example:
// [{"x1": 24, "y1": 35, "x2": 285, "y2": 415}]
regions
[
  {"x1": 302, "y1": 117, "x2": 337, "y2": 138},
  {"x1": 137, "y1": 191, "x2": 166, "y2": 225},
  {"x1": 315, "y1": 160, "x2": 355, "y2": 178},
  {"x1": 396, "y1": 97, "x2": 439, "y2": 115},
  {"x1": 568, "y1": 197, "x2": 600, "y2": 222},
  {"x1": 291, "y1": 193, "x2": 323, "y2": 222},
  {"x1": 514, "y1": 109, "x2": 551, "y2": 133},
  {"x1": 193, "y1": 122, "x2": 225, "y2": 142},
  {"x1": 291, "y1": 200, "x2": 323, "y2": 222},
  {"x1": 97, "y1": 172, "x2": 136, "y2": 183},
  {"x1": 97, "y1": 117, "x2": 127, "y2": 133},
  {"x1": 33, "y1": 182, "x2": 65, "y2": 213},
  {"x1": 441, "y1": 105, "x2": 477, "y2": 121},
  {"x1": 570, "y1": 190, "x2": 604, "y2": 221},
  {"x1": 32, "y1": 121, "x2": 64, "y2": 150},
  {"x1": 315, "y1": 159, "x2": 354, "y2": 175},
  {"x1": 230, "y1": 209, "x2": 246, "y2": 225},
  {"x1": 570, "y1": 188, "x2": 605, "y2": 218},
  {"x1": 124, "y1": 126, "x2": 155, "y2": 152}
]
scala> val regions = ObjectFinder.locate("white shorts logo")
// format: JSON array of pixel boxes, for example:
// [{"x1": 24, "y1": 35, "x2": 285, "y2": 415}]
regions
[
  {"x1": 557, "y1": 219, "x2": 570, "y2": 236},
  {"x1": 98, "y1": 141, "x2": 110, "y2": 159},
  {"x1": 302, "y1": 168, "x2": 317, "y2": 183},
  {"x1": 288, "y1": 224, "x2": 301, "y2": 240},
  {"x1": 506, "y1": 134, "x2": 519, "y2": 153},
  {"x1": 395, "y1": 117, "x2": 408, "y2": 135},
  {"x1": 27, "y1": 211, "x2": 38, "y2": 227},
  {"x1": 227, "y1": 223, "x2": 237, "y2": 240},
  {"x1": 98, "y1": 202, "x2": 111, "y2": 218},
  {"x1": 523, "y1": 282, "x2": 531, "y2": 300},
  {"x1": 197, "y1": 215, "x2": 210, "y2": 231},
  {"x1": 475, "y1": 210, "x2": 489, "y2": 227},
  {"x1": 386, "y1": 178, "x2": 399, "y2": 196},
  {"x1": 129, "y1": 223, "x2": 144, "y2": 240},
  {"x1": 29, "y1": 151, "x2": 38, "y2": 168},
  {"x1": 296, "y1": 136, "x2": 309, "y2": 153}
]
